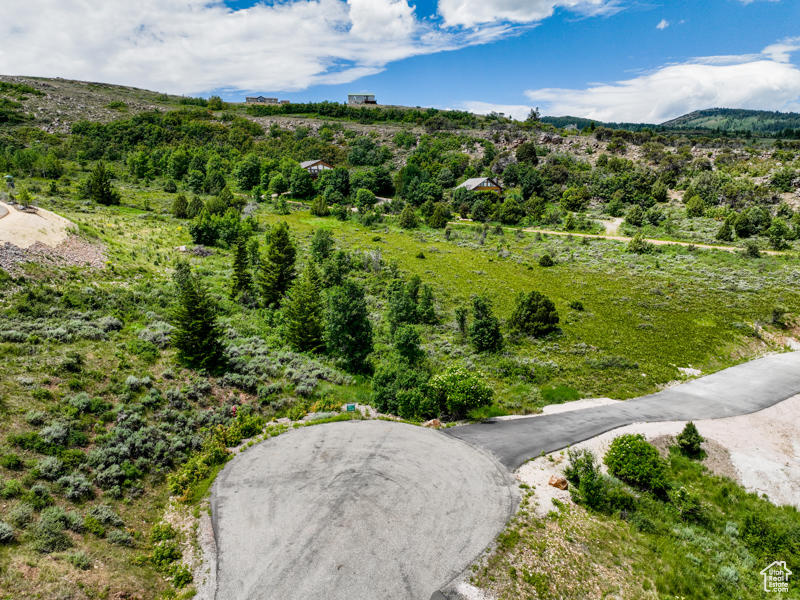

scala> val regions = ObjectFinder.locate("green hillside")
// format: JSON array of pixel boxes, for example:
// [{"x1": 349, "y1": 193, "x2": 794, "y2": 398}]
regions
[{"x1": 662, "y1": 108, "x2": 800, "y2": 134}]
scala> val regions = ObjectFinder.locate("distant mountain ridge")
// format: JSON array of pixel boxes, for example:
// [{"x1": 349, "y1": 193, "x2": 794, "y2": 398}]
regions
[{"x1": 541, "y1": 108, "x2": 800, "y2": 134}]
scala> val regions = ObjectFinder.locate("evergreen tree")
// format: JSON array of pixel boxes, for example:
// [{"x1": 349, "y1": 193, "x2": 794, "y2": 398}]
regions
[
  {"x1": 86, "y1": 162, "x2": 120, "y2": 206},
  {"x1": 230, "y1": 235, "x2": 253, "y2": 302},
  {"x1": 469, "y1": 295, "x2": 503, "y2": 352},
  {"x1": 325, "y1": 280, "x2": 373, "y2": 373},
  {"x1": 509, "y1": 290, "x2": 559, "y2": 337},
  {"x1": 427, "y1": 203, "x2": 450, "y2": 228},
  {"x1": 716, "y1": 217, "x2": 734, "y2": 242},
  {"x1": 310, "y1": 195, "x2": 329, "y2": 216},
  {"x1": 172, "y1": 194, "x2": 188, "y2": 218},
  {"x1": 310, "y1": 228, "x2": 335, "y2": 262},
  {"x1": 257, "y1": 221, "x2": 296, "y2": 307},
  {"x1": 171, "y1": 262, "x2": 225, "y2": 372},
  {"x1": 394, "y1": 324, "x2": 424, "y2": 364},
  {"x1": 398, "y1": 205, "x2": 418, "y2": 229},
  {"x1": 417, "y1": 284, "x2": 437, "y2": 324},
  {"x1": 284, "y1": 262, "x2": 324, "y2": 353},
  {"x1": 186, "y1": 195, "x2": 204, "y2": 219}
]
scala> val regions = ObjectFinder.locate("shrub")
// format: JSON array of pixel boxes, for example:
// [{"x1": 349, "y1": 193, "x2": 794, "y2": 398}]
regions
[
  {"x1": 742, "y1": 240, "x2": 761, "y2": 258},
  {"x1": 675, "y1": 422, "x2": 704, "y2": 458},
  {"x1": 508, "y1": 290, "x2": 559, "y2": 337},
  {"x1": 564, "y1": 449, "x2": 634, "y2": 514},
  {"x1": 568, "y1": 300, "x2": 584, "y2": 311},
  {"x1": 669, "y1": 486, "x2": 706, "y2": 523},
  {"x1": 538, "y1": 254, "x2": 554, "y2": 267},
  {"x1": 30, "y1": 513, "x2": 72, "y2": 553},
  {"x1": 0, "y1": 479, "x2": 23, "y2": 498},
  {"x1": 8, "y1": 502, "x2": 34, "y2": 528},
  {"x1": 151, "y1": 522, "x2": 178, "y2": 543},
  {"x1": 151, "y1": 541, "x2": 181, "y2": 571},
  {"x1": 58, "y1": 473, "x2": 94, "y2": 501},
  {"x1": 67, "y1": 551, "x2": 92, "y2": 570},
  {"x1": 627, "y1": 233, "x2": 654, "y2": 254},
  {"x1": 87, "y1": 504, "x2": 124, "y2": 527},
  {"x1": 171, "y1": 564, "x2": 194, "y2": 588},
  {"x1": 25, "y1": 483, "x2": 53, "y2": 510},
  {"x1": 35, "y1": 456, "x2": 65, "y2": 480},
  {"x1": 426, "y1": 366, "x2": 493, "y2": 419},
  {"x1": 685, "y1": 195, "x2": 705, "y2": 217},
  {"x1": 604, "y1": 434, "x2": 669, "y2": 494},
  {"x1": 394, "y1": 325, "x2": 424, "y2": 365},
  {"x1": 0, "y1": 453, "x2": 23, "y2": 470},
  {"x1": 0, "y1": 521, "x2": 14, "y2": 544},
  {"x1": 108, "y1": 529, "x2": 134, "y2": 546}
]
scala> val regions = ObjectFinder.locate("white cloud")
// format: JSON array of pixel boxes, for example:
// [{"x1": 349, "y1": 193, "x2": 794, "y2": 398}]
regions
[
  {"x1": 458, "y1": 100, "x2": 534, "y2": 120},
  {"x1": 525, "y1": 41, "x2": 800, "y2": 122},
  {"x1": 436, "y1": 0, "x2": 620, "y2": 28},
  {"x1": 0, "y1": 0, "x2": 623, "y2": 96},
  {"x1": 0, "y1": 0, "x2": 462, "y2": 95},
  {"x1": 656, "y1": 19, "x2": 669, "y2": 30}
]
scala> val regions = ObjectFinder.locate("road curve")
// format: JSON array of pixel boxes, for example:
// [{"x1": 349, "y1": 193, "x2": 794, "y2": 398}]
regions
[
  {"x1": 446, "y1": 352, "x2": 800, "y2": 470},
  {"x1": 210, "y1": 420, "x2": 517, "y2": 600}
]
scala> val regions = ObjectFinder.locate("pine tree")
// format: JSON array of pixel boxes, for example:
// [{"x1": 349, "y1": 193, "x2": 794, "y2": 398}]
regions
[
  {"x1": 172, "y1": 194, "x2": 188, "y2": 218},
  {"x1": 469, "y1": 295, "x2": 503, "y2": 352},
  {"x1": 86, "y1": 162, "x2": 120, "y2": 206},
  {"x1": 325, "y1": 280, "x2": 373, "y2": 373},
  {"x1": 417, "y1": 284, "x2": 437, "y2": 324},
  {"x1": 398, "y1": 205, "x2": 418, "y2": 229},
  {"x1": 230, "y1": 235, "x2": 253, "y2": 302},
  {"x1": 187, "y1": 195, "x2": 205, "y2": 219},
  {"x1": 716, "y1": 218, "x2": 734, "y2": 242},
  {"x1": 284, "y1": 262, "x2": 324, "y2": 353},
  {"x1": 257, "y1": 221, "x2": 296, "y2": 307},
  {"x1": 171, "y1": 262, "x2": 225, "y2": 372}
]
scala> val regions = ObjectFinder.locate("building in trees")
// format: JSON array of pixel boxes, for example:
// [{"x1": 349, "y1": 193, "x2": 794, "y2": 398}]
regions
[
  {"x1": 455, "y1": 177, "x2": 502, "y2": 194},
  {"x1": 300, "y1": 159, "x2": 333, "y2": 179},
  {"x1": 347, "y1": 93, "x2": 377, "y2": 105}
]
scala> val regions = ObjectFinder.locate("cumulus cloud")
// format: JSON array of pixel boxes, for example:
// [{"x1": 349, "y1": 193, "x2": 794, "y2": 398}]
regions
[
  {"x1": 0, "y1": 0, "x2": 623, "y2": 95},
  {"x1": 525, "y1": 42, "x2": 800, "y2": 122},
  {"x1": 0, "y1": 0, "x2": 467, "y2": 94},
  {"x1": 436, "y1": 0, "x2": 619, "y2": 28},
  {"x1": 656, "y1": 19, "x2": 669, "y2": 30}
]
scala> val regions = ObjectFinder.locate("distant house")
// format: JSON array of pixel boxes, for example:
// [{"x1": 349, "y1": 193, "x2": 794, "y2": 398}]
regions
[
  {"x1": 300, "y1": 159, "x2": 333, "y2": 178},
  {"x1": 455, "y1": 177, "x2": 503, "y2": 193},
  {"x1": 245, "y1": 96, "x2": 278, "y2": 104},
  {"x1": 348, "y1": 94, "x2": 377, "y2": 106}
]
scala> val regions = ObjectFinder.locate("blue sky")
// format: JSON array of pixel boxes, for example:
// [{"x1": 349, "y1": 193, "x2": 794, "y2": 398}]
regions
[{"x1": 2, "y1": 0, "x2": 799, "y2": 122}]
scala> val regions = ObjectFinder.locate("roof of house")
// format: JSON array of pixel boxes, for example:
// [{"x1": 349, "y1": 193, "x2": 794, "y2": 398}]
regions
[
  {"x1": 300, "y1": 159, "x2": 331, "y2": 169},
  {"x1": 456, "y1": 177, "x2": 501, "y2": 191}
]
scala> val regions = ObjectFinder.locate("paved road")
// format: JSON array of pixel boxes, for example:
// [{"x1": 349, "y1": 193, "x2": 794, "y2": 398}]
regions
[
  {"x1": 447, "y1": 352, "x2": 800, "y2": 470},
  {"x1": 210, "y1": 420, "x2": 516, "y2": 600}
]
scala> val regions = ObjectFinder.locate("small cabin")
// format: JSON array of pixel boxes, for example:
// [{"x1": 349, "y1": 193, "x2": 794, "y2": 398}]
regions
[
  {"x1": 300, "y1": 159, "x2": 333, "y2": 178},
  {"x1": 455, "y1": 177, "x2": 503, "y2": 194},
  {"x1": 245, "y1": 96, "x2": 278, "y2": 104},
  {"x1": 348, "y1": 94, "x2": 377, "y2": 106}
]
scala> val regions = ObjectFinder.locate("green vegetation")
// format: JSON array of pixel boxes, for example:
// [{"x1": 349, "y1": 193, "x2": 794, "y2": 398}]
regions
[
  {"x1": 476, "y1": 438, "x2": 800, "y2": 599},
  {"x1": 1, "y1": 76, "x2": 799, "y2": 598}
]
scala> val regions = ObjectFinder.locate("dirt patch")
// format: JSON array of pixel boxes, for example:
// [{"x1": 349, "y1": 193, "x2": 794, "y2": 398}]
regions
[
  {"x1": 0, "y1": 201, "x2": 74, "y2": 248},
  {"x1": 0, "y1": 235, "x2": 106, "y2": 274}
]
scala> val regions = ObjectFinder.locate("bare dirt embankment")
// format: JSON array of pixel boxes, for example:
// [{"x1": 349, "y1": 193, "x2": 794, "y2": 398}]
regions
[{"x1": 0, "y1": 202, "x2": 105, "y2": 273}]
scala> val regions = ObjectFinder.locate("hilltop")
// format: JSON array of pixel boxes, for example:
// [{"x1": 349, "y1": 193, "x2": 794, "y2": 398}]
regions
[{"x1": 543, "y1": 108, "x2": 800, "y2": 136}]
